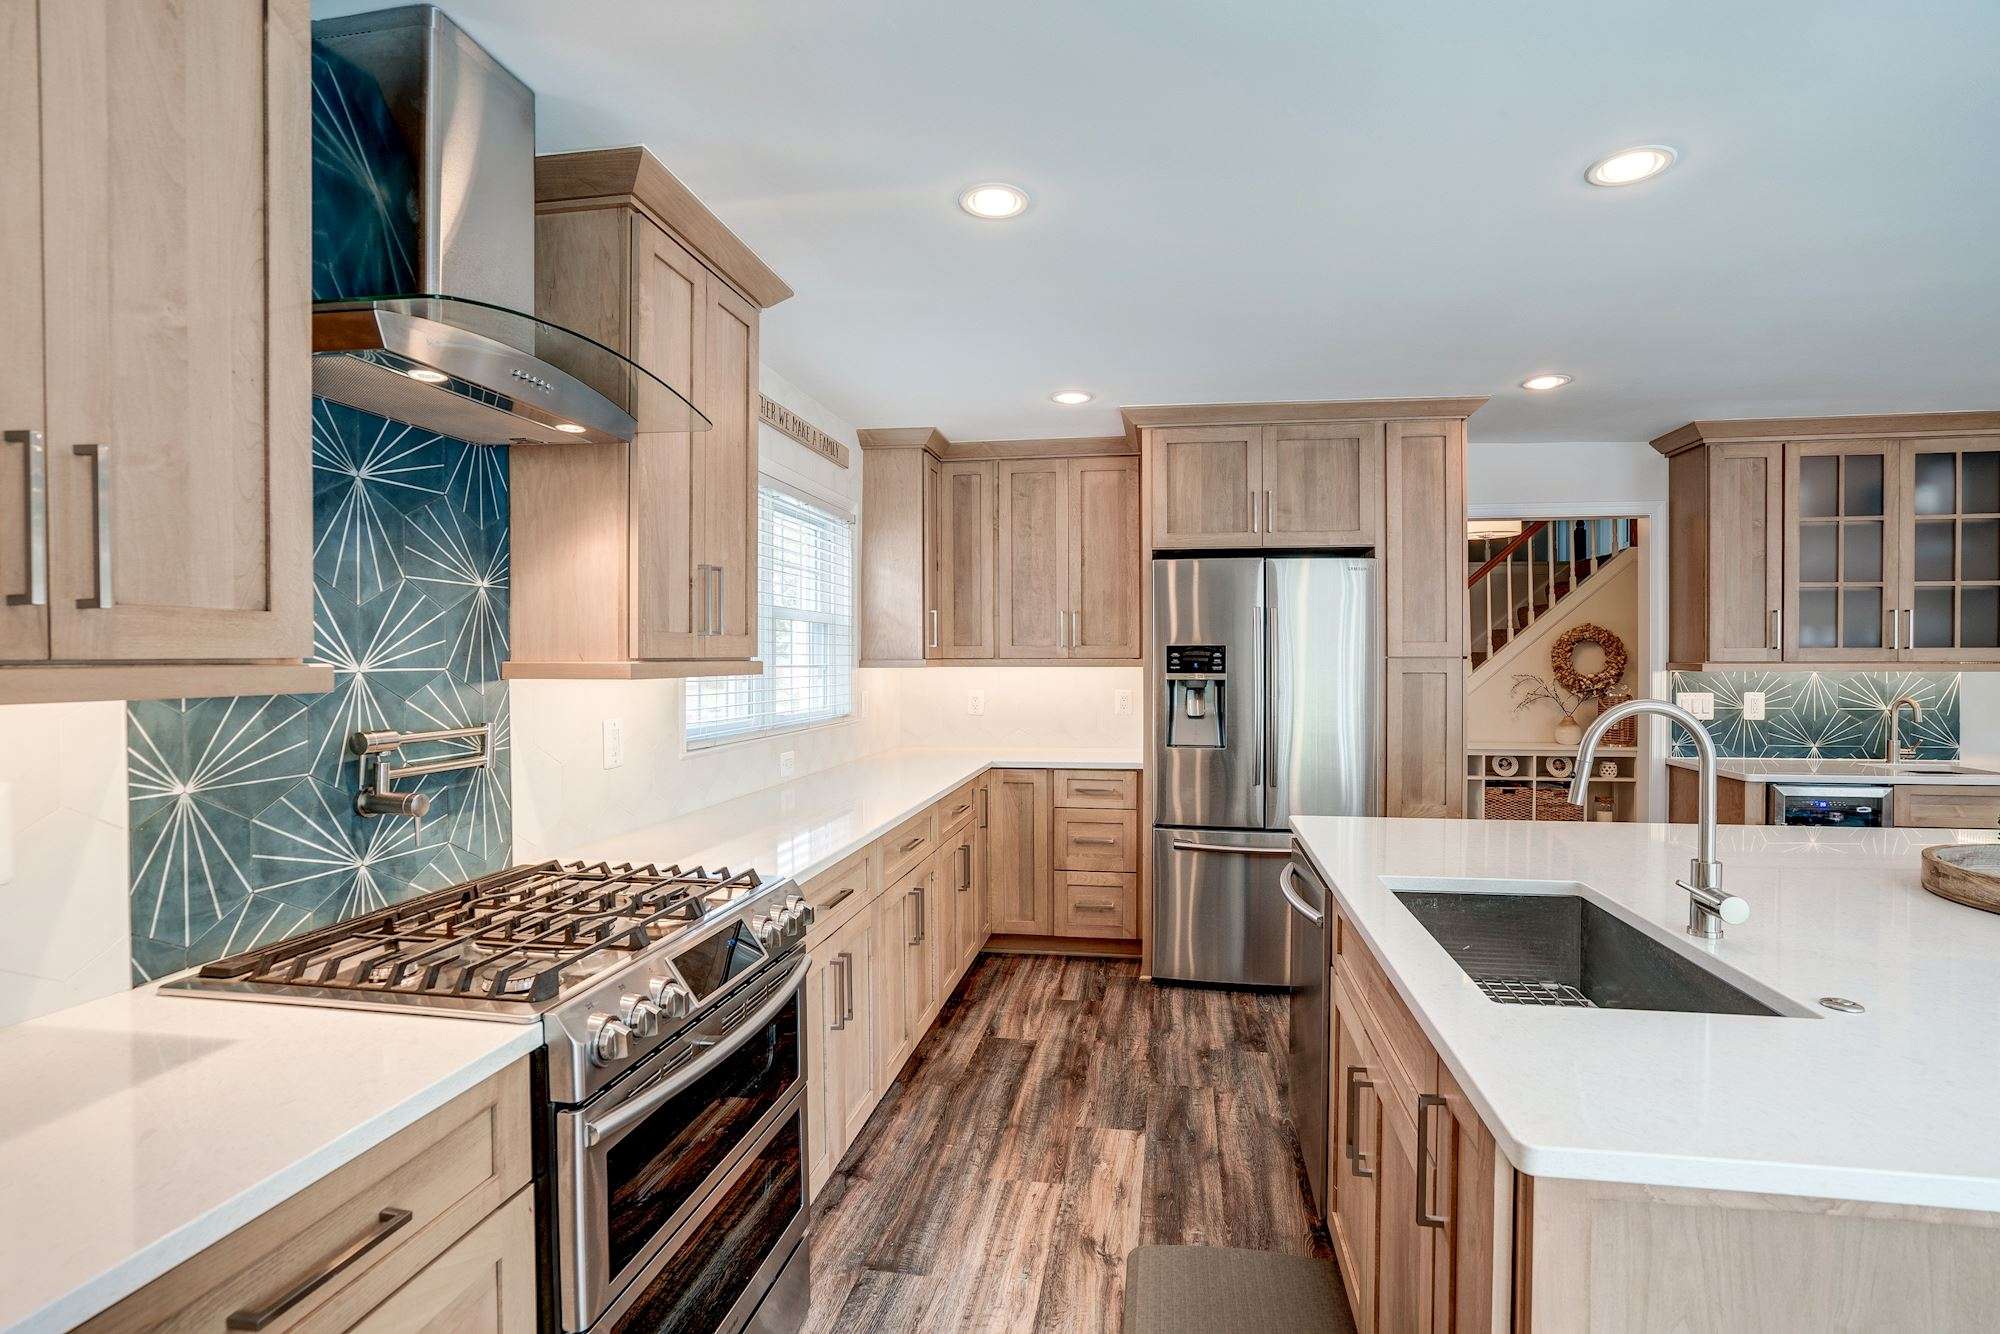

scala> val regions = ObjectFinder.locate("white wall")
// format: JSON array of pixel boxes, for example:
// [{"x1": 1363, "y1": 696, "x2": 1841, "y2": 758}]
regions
[
  {"x1": 888, "y1": 665, "x2": 1143, "y2": 750},
  {"x1": 1466, "y1": 553, "x2": 1639, "y2": 746},
  {"x1": 1467, "y1": 441, "x2": 1667, "y2": 508},
  {"x1": 0, "y1": 702, "x2": 130, "y2": 1025}
]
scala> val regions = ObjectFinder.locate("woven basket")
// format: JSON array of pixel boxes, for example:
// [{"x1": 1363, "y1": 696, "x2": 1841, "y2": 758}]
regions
[
  {"x1": 1484, "y1": 784, "x2": 1535, "y2": 821},
  {"x1": 1534, "y1": 786, "x2": 1586, "y2": 822},
  {"x1": 1602, "y1": 717, "x2": 1637, "y2": 747}
]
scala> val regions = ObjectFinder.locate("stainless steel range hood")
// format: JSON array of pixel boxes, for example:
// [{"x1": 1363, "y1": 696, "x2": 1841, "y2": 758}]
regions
[{"x1": 310, "y1": 6, "x2": 707, "y2": 444}]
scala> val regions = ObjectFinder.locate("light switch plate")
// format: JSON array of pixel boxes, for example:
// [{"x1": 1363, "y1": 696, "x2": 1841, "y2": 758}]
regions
[
  {"x1": 1742, "y1": 691, "x2": 1767, "y2": 721},
  {"x1": 967, "y1": 690, "x2": 986, "y2": 716},
  {"x1": 779, "y1": 750, "x2": 796, "y2": 778},
  {"x1": 1114, "y1": 688, "x2": 1134, "y2": 717},
  {"x1": 601, "y1": 718, "x2": 625, "y2": 769},
  {"x1": 1676, "y1": 691, "x2": 1716, "y2": 721}
]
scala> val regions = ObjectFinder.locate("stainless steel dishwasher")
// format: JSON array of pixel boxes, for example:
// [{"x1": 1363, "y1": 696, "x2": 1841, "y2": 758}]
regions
[{"x1": 1280, "y1": 849, "x2": 1332, "y2": 1218}]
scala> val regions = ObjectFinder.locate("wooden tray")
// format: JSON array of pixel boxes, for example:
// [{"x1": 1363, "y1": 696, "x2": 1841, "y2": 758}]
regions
[{"x1": 1920, "y1": 844, "x2": 2000, "y2": 914}]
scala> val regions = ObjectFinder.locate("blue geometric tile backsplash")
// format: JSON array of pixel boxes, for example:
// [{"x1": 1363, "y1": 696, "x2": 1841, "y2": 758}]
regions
[
  {"x1": 1667, "y1": 670, "x2": 1960, "y2": 760},
  {"x1": 127, "y1": 405, "x2": 511, "y2": 982}
]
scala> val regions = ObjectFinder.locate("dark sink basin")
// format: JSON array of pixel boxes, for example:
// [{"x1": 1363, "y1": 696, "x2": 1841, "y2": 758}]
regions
[{"x1": 1394, "y1": 891, "x2": 1784, "y2": 1016}]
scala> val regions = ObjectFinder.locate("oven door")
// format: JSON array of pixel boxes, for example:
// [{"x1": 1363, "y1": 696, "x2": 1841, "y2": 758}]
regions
[{"x1": 557, "y1": 955, "x2": 808, "y2": 1331}]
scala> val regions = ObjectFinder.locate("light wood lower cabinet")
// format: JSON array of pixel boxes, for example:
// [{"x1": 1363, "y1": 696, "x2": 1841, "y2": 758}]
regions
[
  {"x1": 81, "y1": 1060, "x2": 533, "y2": 1333},
  {"x1": 1385, "y1": 659, "x2": 1464, "y2": 818},
  {"x1": 986, "y1": 769, "x2": 1054, "y2": 934},
  {"x1": 808, "y1": 898, "x2": 878, "y2": 1195},
  {"x1": 345, "y1": 1188, "x2": 537, "y2": 1333}
]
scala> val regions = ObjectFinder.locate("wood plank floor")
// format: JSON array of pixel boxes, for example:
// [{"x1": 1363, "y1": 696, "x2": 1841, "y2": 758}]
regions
[{"x1": 804, "y1": 954, "x2": 1333, "y2": 1332}]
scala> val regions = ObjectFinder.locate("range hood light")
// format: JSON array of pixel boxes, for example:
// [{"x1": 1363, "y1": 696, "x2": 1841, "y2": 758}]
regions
[
  {"x1": 554, "y1": 423, "x2": 587, "y2": 434},
  {"x1": 406, "y1": 367, "x2": 449, "y2": 384}
]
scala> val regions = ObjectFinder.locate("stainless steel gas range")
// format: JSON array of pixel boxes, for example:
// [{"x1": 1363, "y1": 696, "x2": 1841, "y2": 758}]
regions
[{"x1": 164, "y1": 859, "x2": 814, "y2": 1334}]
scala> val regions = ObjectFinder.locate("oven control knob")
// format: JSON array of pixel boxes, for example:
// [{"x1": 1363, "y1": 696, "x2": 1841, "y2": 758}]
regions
[
  {"x1": 786, "y1": 894, "x2": 813, "y2": 928},
  {"x1": 588, "y1": 1014, "x2": 633, "y2": 1066},
  {"x1": 753, "y1": 913, "x2": 781, "y2": 947},
  {"x1": 647, "y1": 977, "x2": 692, "y2": 1020},
  {"x1": 618, "y1": 993, "x2": 662, "y2": 1038}
]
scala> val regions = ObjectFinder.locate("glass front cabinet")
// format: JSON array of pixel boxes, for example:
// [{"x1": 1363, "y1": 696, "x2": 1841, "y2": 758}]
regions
[{"x1": 1782, "y1": 435, "x2": 2000, "y2": 664}]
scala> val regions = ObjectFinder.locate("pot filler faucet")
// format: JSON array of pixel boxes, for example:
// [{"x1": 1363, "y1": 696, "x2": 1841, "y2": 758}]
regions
[{"x1": 1569, "y1": 699, "x2": 1751, "y2": 941}]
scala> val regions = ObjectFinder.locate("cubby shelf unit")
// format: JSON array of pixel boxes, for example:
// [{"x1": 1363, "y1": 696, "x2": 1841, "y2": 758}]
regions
[{"x1": 1466, "y1": 744, "x2": 1639, "y2": 822}]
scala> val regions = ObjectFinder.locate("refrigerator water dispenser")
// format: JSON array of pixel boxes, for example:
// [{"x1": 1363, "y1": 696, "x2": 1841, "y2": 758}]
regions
[{"x1": 1164, "y1": 645, "x2": 1227, "y2": 748}]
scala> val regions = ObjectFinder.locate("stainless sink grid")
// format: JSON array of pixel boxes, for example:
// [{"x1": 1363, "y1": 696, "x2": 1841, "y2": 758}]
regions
[{"x1": 1474, "y1": 977, "x2": 1597, "y2": 1008}]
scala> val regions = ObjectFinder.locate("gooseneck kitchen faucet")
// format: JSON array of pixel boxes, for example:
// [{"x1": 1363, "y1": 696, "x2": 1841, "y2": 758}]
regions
[{"x1": 1569, "y1": 699, "x2": 1751, "y2": 940}]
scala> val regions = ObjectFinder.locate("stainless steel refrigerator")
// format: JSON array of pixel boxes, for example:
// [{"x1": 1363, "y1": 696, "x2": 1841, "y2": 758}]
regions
[{"x1": 1151, "y1": 555, "x2": 1379, "y2": 987}]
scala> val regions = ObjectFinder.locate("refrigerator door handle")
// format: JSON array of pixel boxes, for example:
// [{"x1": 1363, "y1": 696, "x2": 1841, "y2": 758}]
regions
[{"x1": 1252, "y1": 601, "x2": 1266, "y2": 807}]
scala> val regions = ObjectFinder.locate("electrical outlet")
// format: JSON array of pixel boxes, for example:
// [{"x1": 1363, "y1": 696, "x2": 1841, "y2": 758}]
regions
[
  {"x1": 1675, "y1": 691, "x2": 1716, "y2": 721},
  {"x1": 779, "y1": 750, "x2": 796, "y2": 778},
  {"x1": 967, "y1": 690, "x2": 986, "y2": 716},
  {"x1": 1742, "y1": 691, "x2": 1767, "y2": 721},
  {"x1": 601, "y1": 718, "x2": 625, "y2": 769},
  {"x1": 1114, "y1": 688, "x2": 1134, "y2": 717}
]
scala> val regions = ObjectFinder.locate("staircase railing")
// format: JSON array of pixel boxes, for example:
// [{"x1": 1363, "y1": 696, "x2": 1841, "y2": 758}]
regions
[{"x1": 1467, "y1": 517, "x2": 1637, "y2": 669}]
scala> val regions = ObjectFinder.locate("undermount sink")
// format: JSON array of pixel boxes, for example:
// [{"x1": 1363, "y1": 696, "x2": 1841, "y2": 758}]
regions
[{"x1": 1394, "y1": 889, "x2": 1792, "y2": 1017}]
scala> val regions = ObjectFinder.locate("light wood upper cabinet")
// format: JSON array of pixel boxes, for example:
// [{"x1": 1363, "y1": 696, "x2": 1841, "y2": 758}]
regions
[
  {"x1": 1069, "y1": 455, "x2": 1142, "y2": 658},
  {"x1": 1784, "y1": 440, "x2": 1903, "y2": 663},
  {"x1": 1150, "y1": 425, "x2": 1263, "y2": 547},
  {"x1": 1383, "y1": 419, "x2": 1466, "y2": 659},
  {"x1": 859, "y1": 444, "x2": 932, "y2": 665},
  {"x1": 934, "y1": 460, "x2": 993, "y2": 658},
  {"x1": 997, "y1": 459, "x2": 1072, "y2": 658},
  {"x1": 986, "y1": 769, "x2": 1053, "y2": 934},
  {"x1": 0, "y1": 0, "x2": 47, "y2": 664},
  {"x1": 511, "y1": 148, "x2": 788, "y2": 679},
  {"x1": 1264, "y1": 421, "x2": 1385, "y2": 547},
  {"x1": 1658, "y1": 415, "x2": 2000, "y2": 668},
  {"x1": 2, "y1": 0, "x2": 324, "y2": 701}
]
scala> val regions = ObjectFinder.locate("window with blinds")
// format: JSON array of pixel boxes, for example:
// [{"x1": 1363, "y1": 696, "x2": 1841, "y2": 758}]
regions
[{"x1": 686, "y1": 482, "x2": 856, "y2": 747}]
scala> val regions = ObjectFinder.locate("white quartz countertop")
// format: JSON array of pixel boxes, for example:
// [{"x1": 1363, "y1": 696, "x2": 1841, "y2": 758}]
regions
[
  {"x1": 568, "y1": 746, "x2": 1142, "y2": 884},
  {"x1": 1666, "y1": 754, "x2": 2000, "y2": 785},
  {"x1": 1290, "y1": 816, "x2": 2000, "y2": 1210},
  {"x1": 0, "y1": 746, "x2": 1139, "y2": 1331},
  {"x1": 0, "y1": 987, "x2": 541, "y2": 1332}
]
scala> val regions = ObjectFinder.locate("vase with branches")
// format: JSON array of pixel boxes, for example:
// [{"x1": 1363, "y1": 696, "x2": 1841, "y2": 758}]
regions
[{"x1": 1512, "y1": 673, "x2": 1590, "y2": 745}]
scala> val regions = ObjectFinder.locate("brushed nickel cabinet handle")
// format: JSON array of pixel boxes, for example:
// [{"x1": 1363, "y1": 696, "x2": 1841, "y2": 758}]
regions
[
  {"x1": 73, "y1": 442, "x2": 112, "y2": 609},
  {"x1": 1266, "y1": 489, "x2": 1275, "y2": 534},
  {"x1": 226, "y1": 1207, "x2": 413, "y2": 1329},
  {"x1": 1249, "y1": 489, "x2": 1260, "y2": 534},
  {"x1": 915, "y1": 885, "x2": 926, "y2": 943},
  {"x1": 958, "y1": 843, "x2": 972, "y2": 889},
  {"x1": 1074, "y1": 835, "x2": 1118, "y2": 846},
  {"x1": 928, "y1": 607, "x2": 940, "y2": 649},
  {"x1": 1416, "y1": 1093, "x2": 1448, "y2": 1228},
  {"x1": 1075, "y1": 901, "x2": 1118, "y2": 914},
  {"x1": 1890, "y1": 606, "x2": 1900, "y2": 651},
  {"x1": 842, "y1": 948, "x2": 855, "y2": 1022},
  {"x1": 978, "y1": 785, "x2": 989, "y2": 828},
  {"x1": 1344, "y1": 1065, "x2": 1373, "y2": 1178},
  {"x1": 1072, "y1": 785, "x2": 1118, "y2": 796},
  {"x1": 4, "y1": 429, "x2": 46, "y2": 607},
  {"x1": 828, "y1": 955, "x2": 848, "y2": 1031},
  {"x1": 899, "y1": 835, "x2": 926, "y2": 853},
  {"x1": 714, "y1": 567, "x2": 725, "y2": 636},
  {"x1": 823, "y1": 887, "x2": 855, "y2": 912},
  {"x1": 1906, "y1": 607, "x2": 1915, "y2": 650},
  {"x1": 1768, "y1": 608, "x2": 1780, "y2": 652}
]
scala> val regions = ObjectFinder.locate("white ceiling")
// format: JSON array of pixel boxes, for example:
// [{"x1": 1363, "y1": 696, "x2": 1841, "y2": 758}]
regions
[{"x1": 315, "y1": 0, "x2": 2000, "y2": 443}]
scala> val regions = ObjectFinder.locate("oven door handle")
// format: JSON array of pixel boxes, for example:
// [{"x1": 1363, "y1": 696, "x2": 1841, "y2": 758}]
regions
[{"x1": 585, "y1": 956, "x2": 809, "y2": 1147}]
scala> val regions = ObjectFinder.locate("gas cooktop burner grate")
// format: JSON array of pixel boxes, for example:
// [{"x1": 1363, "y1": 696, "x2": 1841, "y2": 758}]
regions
[
  {"x1": 194, "y1": 860, "x2": 762, "y2": 1004},
  {"x1": 1473, "y1": 977, "x2": 1597, "y2": 1008}
]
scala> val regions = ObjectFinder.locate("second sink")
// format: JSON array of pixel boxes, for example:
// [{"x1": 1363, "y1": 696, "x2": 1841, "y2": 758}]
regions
[{"x1": 1394, "y1": 890, "x2": 1786, "y2": 1016}]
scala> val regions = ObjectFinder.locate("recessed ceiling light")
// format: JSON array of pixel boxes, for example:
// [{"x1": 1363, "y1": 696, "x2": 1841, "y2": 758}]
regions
[
  {"x1": 1521, "y1": 373, "x2": 1573, "y2": 391},
  {"x1": 958, "y1": 182, "x2": 1030, "y2": 220},
  {"x1": 1050, "y1": 389, "x2": 1093, "y2": 406},
  {"x1": 553, "y1": 422, "x2": 588, "y2": 434},
  {"x1": 1584, "y1": 145, "x2": 1677, "y2": 187},
  {"x1": 406, "y1": 367, "x2": 449, "y2": 384}
]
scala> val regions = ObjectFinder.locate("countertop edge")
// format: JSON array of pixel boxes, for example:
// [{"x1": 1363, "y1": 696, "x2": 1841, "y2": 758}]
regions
[
  {"x1": 1663, "y1": 755, "x2": 2000, "y2": 787},
  {"x1": 17, "y1": 1027, "x2": 544, "y2": 1334}
]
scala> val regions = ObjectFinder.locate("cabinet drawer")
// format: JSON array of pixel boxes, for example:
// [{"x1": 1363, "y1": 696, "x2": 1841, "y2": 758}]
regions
[
  {"x1": 1335, "y1": 913, "x2": 1436, "y2": 1114},
  {"x1": 1056, "y1": 872, "x2": 1137, "y2": 938},
  {"x1": 1054, "y1": 809, "x2": 1138, "y2": 872},
  {"x1": 1054, "y1": 769, "x2": 1138, "y2": 810},
  {"x1": 801, "y1": 841, "x2": 880, "y2": 947},
  {"x1": 882, "y1": 806, "x2": 941, "y2": 882},
  {"x1": 83, "y1": 1060, "x2": 532, "y2": 1333},
  {"x1": 1895, "y1": 785, "x2": 2000, "y2": 830},
  {"x1": 937, "y1": 779, "x2": 982, "y2": 835}
]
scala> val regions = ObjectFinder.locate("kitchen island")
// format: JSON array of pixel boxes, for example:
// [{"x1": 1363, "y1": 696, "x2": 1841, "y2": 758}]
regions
[{"x1": 1292, "y1": 815, "x2": 2000, "y2": 1331}]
